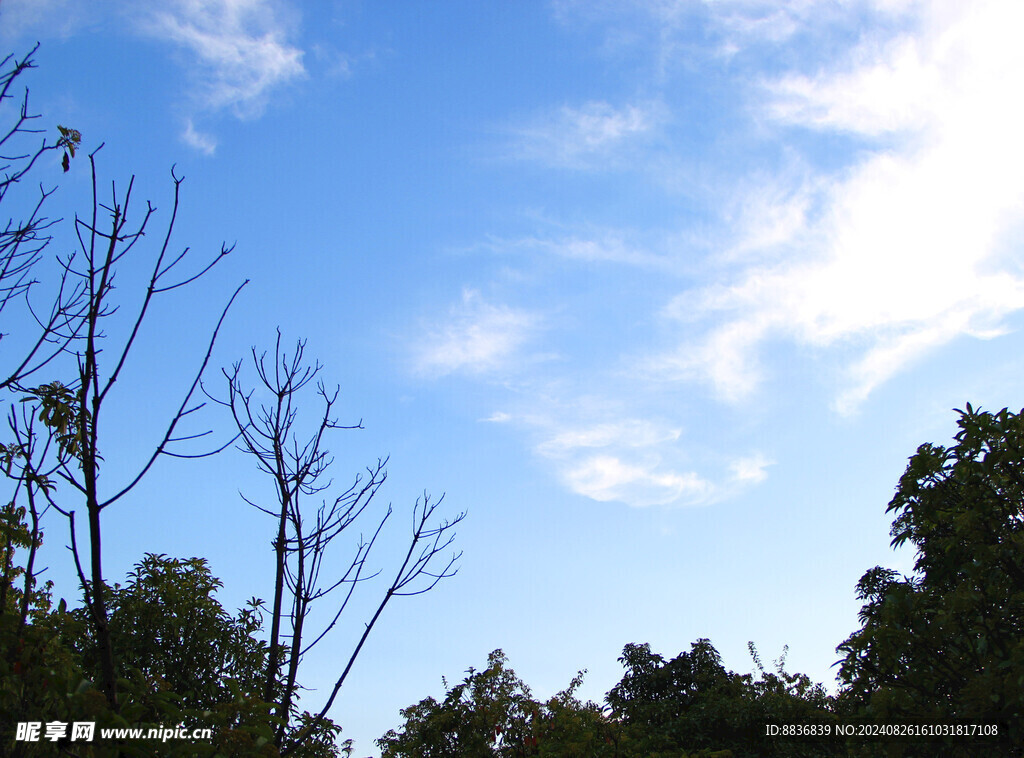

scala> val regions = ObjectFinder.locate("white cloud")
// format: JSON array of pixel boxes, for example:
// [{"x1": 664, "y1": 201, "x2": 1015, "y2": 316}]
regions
[
  {"x1": 536, "y1": 419, "x2": 681, "y2": 457},
  {"x1": 704, "y1": 0, "x2": 919, "y2": 51},
  {"x1": 656, "y1": 0, "x2": 1024, "y2": 411},
  {"x1": 530, "y1": 417, "x2": 728, "y2": 507},
  {"x1": 469, "y1": 406, "x2": 775, "y2": 508},
  {"x1": 551, "y1": 0, "x2": 870, "y2": 65},
  {"x1": 182, "y1": 118, "x2": 217, "y2": 154},
  {"x1": 767, "y1": 35, "x2": 941, "y2": 137},
  {"x1": 141, "y1": 0, "x2": 305, "y2": 118},
  {"x1": 729, "y1": 453, "x2": 772, "y2": 485},
  {"x1": 510, "y1": 100, "x2": 663, "y2": 168},
  {"x1": 478, "y1": 232, "x2": 673, "y2": 269},
  {"x1": 0, "y1": 0, "x2": 97, "y2": 40},
  {"x1": 564, "y1": 454, "x2": 711, "y2": 507},
  {"x1": 647, "y1": 318, "x2": 769, "y2": 403},
  {"x1": 414, "y1": 289, "x2": 540, "y2": 378},
  {"x1": 715, "y1": 170, "x2": 817, "y2": 265},
  {"x1": 2, "y1": 1, "x2": 306, "y2": 152},
  {"x1": 481, "y1": 411, "x2": 512, "y2": 423}
]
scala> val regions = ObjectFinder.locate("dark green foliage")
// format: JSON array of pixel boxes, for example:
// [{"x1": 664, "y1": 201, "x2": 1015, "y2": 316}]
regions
[
  {"x1": 836, "y1": 404, "x2": 1024, "y2": 756},
  {"x1": 607, "y1": 640, "x2": 731, "y2": 754},
  {"x1": 380, "y1": 643, "x2": 837, "y2": 758},
  {"x1": 532, "y1": 671, "x2": 619, "y2": 757},
  {"x1": 64, "y1": 552, "x2": 350, "y2": 757},
  {"x1": 64, "y1": 554, "x2": 268, "y2": 712},
  {"x1": 377, "y1": 649, "x2": 618, "y2": 758},
  {"x1": 0, "y1": 506, "x2": 345, "y2": 756},
  {"x1": 0, "y1": 504, "x2": 84, "y2": 758},
  {"x1": 607, "y1": 640, "x2": 838, "y2": 758}
]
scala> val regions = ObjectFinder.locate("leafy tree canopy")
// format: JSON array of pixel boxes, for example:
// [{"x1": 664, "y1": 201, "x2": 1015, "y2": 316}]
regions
[
  {"x1": 63, "y1": 553, "x2": 268, "y2": 713},
  {"x1": 377, "y1": 649, "x2": 616, "y2": 758},
  {"x1": 607, "y1": 640, "x2": 836, "y2": 758},
  {"x1": 380, "y1": 642, "x2": 837, "y2": 758},
  {"x1": 837, "y1": 404, "x2": 1024, "y2": 755}
]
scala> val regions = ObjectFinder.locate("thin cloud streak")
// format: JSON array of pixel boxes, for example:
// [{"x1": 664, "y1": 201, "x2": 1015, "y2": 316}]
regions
[
  {"x1": 536, "y1": 419, "x2": 682, "y2": 457},
  {"x1": 729, "y1": 452, "x2": 772, "y2": 485},
  {"x1": 0, "y1": 0, "x2": 101, "y2": 41},
  {"x1": 414, "y1": 289, "x2": 542, "y2": 378},
  {"x1": 508, "y1": 100, "x2": 664, "y2": 169},
  {"x1": 475, "y1": 232, "x2": 677, "y2": 270}
]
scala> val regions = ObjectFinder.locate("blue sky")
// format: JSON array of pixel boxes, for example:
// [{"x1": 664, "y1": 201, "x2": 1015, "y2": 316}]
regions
[{"x1": 5, "y1": 0, "x2": 1024, "y2": 754}]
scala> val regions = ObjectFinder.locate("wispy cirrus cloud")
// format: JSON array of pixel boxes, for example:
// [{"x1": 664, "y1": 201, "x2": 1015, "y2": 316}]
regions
[
  {"x1": 0, "y1": 0, "x2": 103, "y2": 41},
  {"x1": 138, "y1": 0, "x2": 305, "y2": 152},
  {"x1": 729, "y1": 452, "x2": 772, "y2": 485},
  {"x1": 533, "y1": 417, "x2": 710, "y2": 507},
  {"x1": 536, "y1": 419, "x2": 681, "y2": 457},
  {"x1": 413, "y1": 289, "x2": 542, "y2": 378},
  {"x1": 142, "y1": 0, "x2": 305, "y2": 117},
  {"x1": 550, "y1": 0, "x2": 873, "y2": 71},
  {"x1": 1, "y1": 0, "x2": 306, "y2": 153},
  {"x1": 651, "y1": 0, "x2": 1024, "y2": 412},
  {"x1": 518, "y1": 414, "x2": 768, "y2": 507},
  {"x1": 474, "y1": 231, "x2": 675, "y2": 270},
  {"x1": 508, "y1": 100, "x2": 664, "y2": 169},
  {"x1": 182, "y1": 118, "x2": 218, "y2": 154}
]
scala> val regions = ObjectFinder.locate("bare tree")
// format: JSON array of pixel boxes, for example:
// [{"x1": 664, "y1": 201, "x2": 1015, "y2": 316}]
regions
[
  {"x1": 0, "y1": 47, "x2": 85, "y2": 621},
  {"x1": 1, "y1": 133, "x2": 246, "y2": 707},
  {"x1": 56, "y1": 152, "x2": 243, "y2": 708},
  {"x1": 0, "y1": 45, "x2": 87, "y2": 391},
  {"x1": 1, "y1": 49, "x2": 462, "y2": 751},
  {"x1": 213, "y1": 333, "x2": 465, "y2": 754}
]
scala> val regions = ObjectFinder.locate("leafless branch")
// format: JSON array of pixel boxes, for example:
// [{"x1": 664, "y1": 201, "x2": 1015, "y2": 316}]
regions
[{"x1": 285, "y1": 494, "x2": 464, "y2": 754}]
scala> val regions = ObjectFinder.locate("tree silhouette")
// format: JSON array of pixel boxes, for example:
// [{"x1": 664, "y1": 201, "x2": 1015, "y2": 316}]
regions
[{"x1": 215, "y1": 332, "x2": 465, "y2": 754}]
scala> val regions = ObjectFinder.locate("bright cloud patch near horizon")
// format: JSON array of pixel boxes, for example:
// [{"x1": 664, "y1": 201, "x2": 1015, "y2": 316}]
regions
[{"x1": 658, "y1": 0, "x2": 1024, "y2": 413}]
